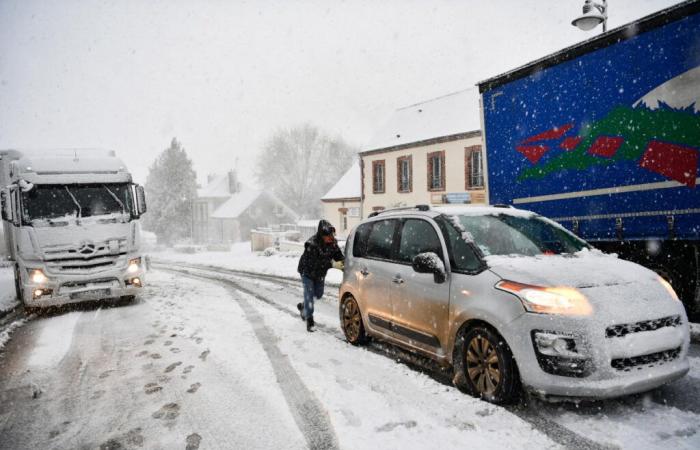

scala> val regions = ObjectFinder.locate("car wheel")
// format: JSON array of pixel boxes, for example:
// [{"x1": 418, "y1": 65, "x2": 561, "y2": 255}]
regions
[
  {"x1": 453, "y1": 325, "x2": 519, "y2": 404},
  {"x1": 340, "y1": 295, "x2": 367, "y2": 345}
]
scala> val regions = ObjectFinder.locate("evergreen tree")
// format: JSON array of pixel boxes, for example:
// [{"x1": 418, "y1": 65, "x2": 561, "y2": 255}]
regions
[{"x1": 143, "y1": 138, "x2": 197, "y2": 245}]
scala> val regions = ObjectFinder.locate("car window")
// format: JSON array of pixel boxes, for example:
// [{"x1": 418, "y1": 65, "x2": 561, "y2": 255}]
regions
[
  {"x1": 397, "y1": 219, "x2": 443, "y2": 263},
  {"x1": 436, "y1": 216, "x2": 482, "y2": 272},
  {"x1": 366, "y1": 219, "x2": 398, "y2": 260},
  {"x1": 352, "y1": 222, "x2": 372, "y2": 257}
]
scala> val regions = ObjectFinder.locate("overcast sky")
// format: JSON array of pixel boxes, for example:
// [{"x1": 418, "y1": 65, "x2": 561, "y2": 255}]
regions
[{"x1": 0, "y1": 0, "x2": 685, "y2": 185}]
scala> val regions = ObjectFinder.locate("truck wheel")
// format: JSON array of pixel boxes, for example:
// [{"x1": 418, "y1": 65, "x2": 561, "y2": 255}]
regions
[
  {"x1": 13, "y1": 264, "x2": 24, "y2": 304},
  {"x1": 453, "y1": 325, "x2": 520, "y2": 404},
  {"x1": 340, "y1": 295, "x2": 368, "y2": 345}
]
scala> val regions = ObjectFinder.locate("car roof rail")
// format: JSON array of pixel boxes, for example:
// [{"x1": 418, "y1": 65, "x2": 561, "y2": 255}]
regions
[
  {"x1": 368, "y1": 204, "x2": 431, "y2": 218},
  {"x1": 492, "y1": 204, "x2": 514, "y2": 208}
]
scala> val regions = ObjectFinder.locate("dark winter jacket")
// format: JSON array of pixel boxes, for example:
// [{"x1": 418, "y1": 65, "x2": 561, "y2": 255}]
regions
[{"x1": 297, "y1": 220, "x2": 344, "y2": 281}]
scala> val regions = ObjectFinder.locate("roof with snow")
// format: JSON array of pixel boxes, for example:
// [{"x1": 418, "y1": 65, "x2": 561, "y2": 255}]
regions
[
  {"x1": 210, "y1": 186, "x2": 263, "y2": 219},
  {"x1": 363, "y1": 88, "x2": 481, "y2": 152},
  {"x1": 197, "y1": 174, "x2": 233, "y2": 198},
  {"x1": 321, "y1": 161, "x2": 361, "y2": 201}
]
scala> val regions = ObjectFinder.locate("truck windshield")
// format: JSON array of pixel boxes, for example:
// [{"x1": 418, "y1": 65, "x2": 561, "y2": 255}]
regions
[
  {"x1": 454, "y1": 213, "x2": 589, "y2": 257},
  {"x1": 21, "y1": 183, "x2": 133, "y2": 223}
]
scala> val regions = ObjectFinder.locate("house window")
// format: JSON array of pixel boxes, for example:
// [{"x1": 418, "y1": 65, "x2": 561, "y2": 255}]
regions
[
  {"x1": 427, "y1": 151, "x2": 445, "y2": 191},
  {"x1": 343, "y1": 214, "x2": 348, "y2": 230},
  {"x1": 397, "y1": 155, "x2": 412, "y2": 193},
  {"x1": 465, "y1": 146, "x2": 484, "y2": 189},
  {"x1": 372, "y1": 160, "x2": 385, "y2": 194}
]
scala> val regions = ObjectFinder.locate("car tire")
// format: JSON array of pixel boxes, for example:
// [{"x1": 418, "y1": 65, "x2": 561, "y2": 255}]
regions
[
  {"x1": 453, "y1": 325, "x2": 520, "y2": 404},
  {"x1": 13, "y1": 264, "x2": 23, "y2": 303},
  {"x1": 340, "y1": 295, "x2": 368, "y2": 345}
]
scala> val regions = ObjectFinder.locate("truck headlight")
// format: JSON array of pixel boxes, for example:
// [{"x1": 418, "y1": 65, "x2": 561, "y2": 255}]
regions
[
  {"x1": 127, "y1": 257, "x2": 141, "y2": 274},
  {"x1": 496, "y1": 280, "x2": 593, "y2": 316},
  {"x1": 658, "y1": 276, "x2": 680, "y2": 301},
  {"x1": 28, "y1": 269, "x2": 48, "y2": 284}
]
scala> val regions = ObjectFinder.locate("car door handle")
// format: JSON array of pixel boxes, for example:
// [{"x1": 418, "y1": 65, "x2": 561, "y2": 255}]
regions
[
  {"x1": 360, "y1": 268, "x2": 369, "y2": 276},
  {"x1": 392, "y1": 276, "x2": 404, "y2": 284}
]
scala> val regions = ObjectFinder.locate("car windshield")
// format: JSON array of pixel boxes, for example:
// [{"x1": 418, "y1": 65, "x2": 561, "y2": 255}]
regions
[
  {"x1": 453, "y1": 213, "x2": 589, "y2": 257},
  {"x1": 21, "y1": 183, "x2": 133, "y2": 223}
]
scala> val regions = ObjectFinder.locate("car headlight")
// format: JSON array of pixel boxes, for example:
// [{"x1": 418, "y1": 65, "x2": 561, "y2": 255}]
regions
[
  {"x1": 127, "y1": 257, "x2": 141, "y2": 274},
  {"x1": 496, "y1": 280, "x2": 593, "y2": 316},
  {"x1": 28, "y1": 268, "x2": 48, "y2": 284},
  {"x1": 658, "y1": 276, "x2": 680, "y2": 301}
]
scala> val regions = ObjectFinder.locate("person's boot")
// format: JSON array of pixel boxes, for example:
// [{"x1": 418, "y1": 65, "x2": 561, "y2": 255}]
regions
[
  {"x1": 306, "y1": 316, "x2": 316, "y2": 332},
  {"x1": 296, "y1": 303, "x2": 305, "y2": 321}
]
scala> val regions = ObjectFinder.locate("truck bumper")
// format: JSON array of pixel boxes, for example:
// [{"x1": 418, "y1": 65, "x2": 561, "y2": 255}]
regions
[{"x1": 21, "y1": 264, "x2": 146, "y2": 308}]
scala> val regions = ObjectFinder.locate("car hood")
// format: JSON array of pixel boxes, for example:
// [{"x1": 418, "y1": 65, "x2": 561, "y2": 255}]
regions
[
  {"x1": 486, "y1": 249, "x2": 684, "y2": 323},
  {"x1": 485, "y1": 249, "x2": 657, "y2": 289}
]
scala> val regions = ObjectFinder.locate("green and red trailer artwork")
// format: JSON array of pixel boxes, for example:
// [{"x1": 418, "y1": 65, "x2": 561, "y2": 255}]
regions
[{"x1": 479, "y1": 2, "x2": 700, "y2": 243}]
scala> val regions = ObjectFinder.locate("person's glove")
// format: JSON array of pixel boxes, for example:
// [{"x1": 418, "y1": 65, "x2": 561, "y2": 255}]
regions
[{"x1": 332, "y1": 260, "x2": 345, "y2": 270}]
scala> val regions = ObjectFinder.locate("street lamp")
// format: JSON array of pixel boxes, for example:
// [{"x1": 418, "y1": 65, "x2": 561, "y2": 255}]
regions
[{"x1": 572, "y1": 0, "x2": 608, "y2": 33}]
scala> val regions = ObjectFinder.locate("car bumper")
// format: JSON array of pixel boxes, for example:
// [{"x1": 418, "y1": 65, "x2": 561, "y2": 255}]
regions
[{"x1": 502, "y1": 310, "x2": 691, "y2": 400}]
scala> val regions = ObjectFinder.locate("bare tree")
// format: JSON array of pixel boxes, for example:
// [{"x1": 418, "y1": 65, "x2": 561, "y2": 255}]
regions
[{"x1": 256, "y1": 124, "x2": 357, "y2": 217}]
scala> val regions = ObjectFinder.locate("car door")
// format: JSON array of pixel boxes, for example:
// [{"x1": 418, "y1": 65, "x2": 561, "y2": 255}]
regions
[
  {"x1": 390, "y1": 217, "x2": 451, "y2": 354},
  {"x1": 354, "y1": 218, "x2": 400, "y2": 338}
]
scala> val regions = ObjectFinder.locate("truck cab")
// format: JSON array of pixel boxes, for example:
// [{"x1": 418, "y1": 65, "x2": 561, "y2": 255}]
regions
[{"x1": 0, "y1": 149, "x2": 148, "y2": 309}]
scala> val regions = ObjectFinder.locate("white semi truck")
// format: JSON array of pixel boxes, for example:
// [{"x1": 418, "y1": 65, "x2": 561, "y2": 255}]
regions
[{"x1": 0, "y1": 149, "x2": 148, "y2": 310}]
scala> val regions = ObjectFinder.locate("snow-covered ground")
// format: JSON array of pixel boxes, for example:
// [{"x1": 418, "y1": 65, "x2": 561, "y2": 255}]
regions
[
  {"x1": 154, "y1": 241, "x2": 344, "y2": 285},
  {"x1": 0, "y1": 266, "x2": 18, "y2": 314},
  {"x1": 0, "y1": 270, "x2": 559, "y2": 449}
]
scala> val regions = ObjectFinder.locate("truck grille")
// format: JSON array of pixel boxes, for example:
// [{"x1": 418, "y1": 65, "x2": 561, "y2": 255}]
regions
[
  {"x1": 42, "y1": 239, "x2": 127, "y2": 274},
  {"x1": 605, "y1": 315, "x2": 681, "y2": 338},
  {"x1": 611, "y1": 347, "x2": 681, "y2": 372}
]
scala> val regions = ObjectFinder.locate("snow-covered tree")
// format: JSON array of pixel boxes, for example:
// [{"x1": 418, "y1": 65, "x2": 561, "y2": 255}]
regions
[
  {"x1": 143, "y1": 138, "x2": 197, "y2": 245},
  {"x1": 256, "y1": 124, "x2": 357, "y2": 217}
]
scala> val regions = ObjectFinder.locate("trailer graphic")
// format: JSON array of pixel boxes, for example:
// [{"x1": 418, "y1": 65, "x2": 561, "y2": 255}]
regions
[{"x1": 478, "y1": 0, "x2": 700, "y2": 317}]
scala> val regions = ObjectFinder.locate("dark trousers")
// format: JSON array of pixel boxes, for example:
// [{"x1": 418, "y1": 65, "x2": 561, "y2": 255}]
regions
[{"x1": 301, "y1": 275, "x2": 324, "y2": 320}]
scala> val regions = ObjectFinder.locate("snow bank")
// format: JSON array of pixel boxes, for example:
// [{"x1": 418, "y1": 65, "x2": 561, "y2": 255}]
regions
[
  {"x1": 0, "y1": 266, "x2": 18, "y2": 314},
  {"x1": 691, "y1": 322, "x2": 700, "y2": 343},
  {"x1": 0, "y1": 318, "x2": 26, "y2": 352},
  {"x1": 153, "y1": 241, "x2": 344, "y2": 285}
]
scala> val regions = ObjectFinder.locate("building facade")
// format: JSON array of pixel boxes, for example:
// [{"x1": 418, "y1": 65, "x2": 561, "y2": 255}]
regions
[
  {"x1": 359, "y1": 89, "x2": 486, "y2": 217},
  {"x1": 192, "y1": 171, "x2": 298, "y2": 244},
  {"x1": 320, "y1": 161, "x2": 362, "y2": 239}
]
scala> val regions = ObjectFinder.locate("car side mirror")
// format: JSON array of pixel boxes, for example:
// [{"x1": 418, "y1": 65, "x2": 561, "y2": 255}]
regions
[
  {"x1": 412, "y1": 252, "x2": 447, "y2": 284},
  {"x1": 135, "y1": 184, "x2": 147, "y2": 216}
]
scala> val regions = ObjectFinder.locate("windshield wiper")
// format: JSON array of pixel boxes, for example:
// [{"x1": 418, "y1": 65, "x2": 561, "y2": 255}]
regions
[
  {"x1": 102, "y1": 184, "x2": 127, "y2": 214},
  {"x1": 64, "y1": 186, "x2": 82, "y2": 218}
]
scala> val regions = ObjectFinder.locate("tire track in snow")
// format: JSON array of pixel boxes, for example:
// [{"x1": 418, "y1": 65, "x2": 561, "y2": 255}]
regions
[
  {"x1": 161, "y1": 264, "x2": 618, "y2": 450},
  {"x1": 163, "y1": 266, "x2": 339, "y2": 450}
]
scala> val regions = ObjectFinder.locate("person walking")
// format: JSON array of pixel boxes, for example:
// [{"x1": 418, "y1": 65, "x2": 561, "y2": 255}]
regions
[{"x1": 297, "y1": 220, "x2": 344, "y2": 332}]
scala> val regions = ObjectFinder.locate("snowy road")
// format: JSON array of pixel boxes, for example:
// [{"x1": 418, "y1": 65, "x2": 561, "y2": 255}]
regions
[{"x1": 0, "y1": 267, "x2": 698, "y2": 450}]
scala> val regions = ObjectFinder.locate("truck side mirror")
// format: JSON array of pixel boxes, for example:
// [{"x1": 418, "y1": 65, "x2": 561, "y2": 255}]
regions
[
  {"x1": 135, "y1": 185, "x2": 147, "y2": 216},
  {"x1": 0, "y1": 190, "x2": 10, "y2": 222}
]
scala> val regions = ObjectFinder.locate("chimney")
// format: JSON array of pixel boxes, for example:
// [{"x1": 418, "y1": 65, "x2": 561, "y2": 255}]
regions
[{"x1": 228, "y1": 170, "x2": 239, "y2": 194}]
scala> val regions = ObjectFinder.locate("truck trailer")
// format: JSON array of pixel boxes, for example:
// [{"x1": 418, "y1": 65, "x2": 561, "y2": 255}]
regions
[
  {"x1": 0, "y1": 149, "x2": 148, "y2": 310},
  {"x1": 478, "y1": 0, "x2": 700, "y2": 318}
]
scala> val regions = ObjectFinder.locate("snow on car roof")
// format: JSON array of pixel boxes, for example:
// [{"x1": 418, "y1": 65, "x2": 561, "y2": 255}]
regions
[
  {"x1": 433, "y1": 205, "x2": 537, "y2": 219},
  {"x1": 363, "y1": 88, "x2": 480, "y2": 152},
  {"x1": 321, "y1": 161, "x2": 361, "y2": 200}
]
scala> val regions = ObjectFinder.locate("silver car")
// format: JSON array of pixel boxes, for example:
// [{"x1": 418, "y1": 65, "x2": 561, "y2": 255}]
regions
[{"x1": 339, "y1": 205, "x2": 690, "y2": 404}]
